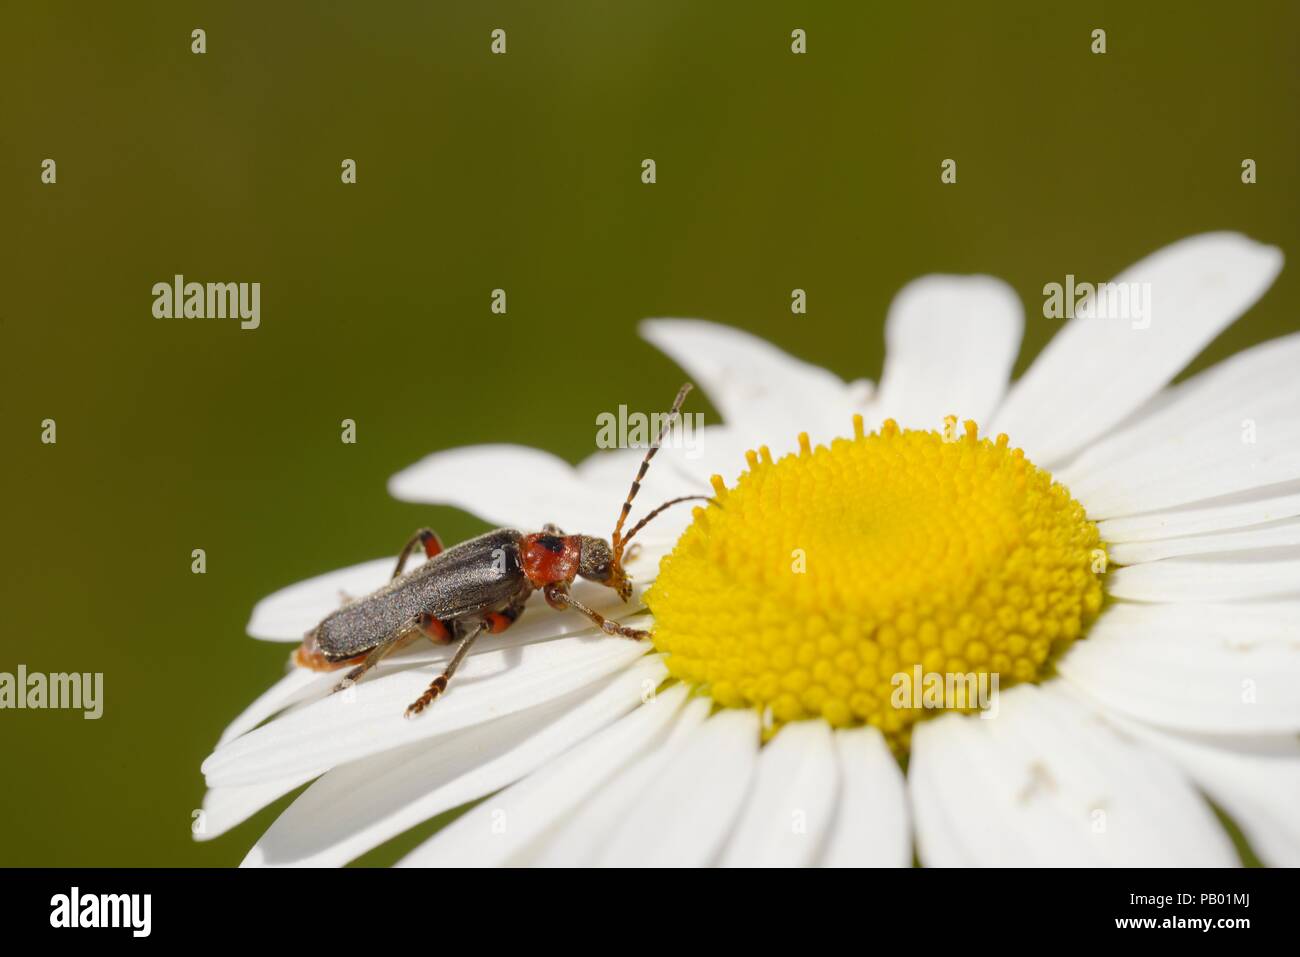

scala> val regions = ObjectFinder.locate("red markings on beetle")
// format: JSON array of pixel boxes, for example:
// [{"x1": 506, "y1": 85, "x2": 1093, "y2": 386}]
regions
[
  {"x1": 293, "y1": 635, "x2": 366, "y2": 672},
  {"x1": 520, "y1": 532, "x2": 581, "y2": 588}
]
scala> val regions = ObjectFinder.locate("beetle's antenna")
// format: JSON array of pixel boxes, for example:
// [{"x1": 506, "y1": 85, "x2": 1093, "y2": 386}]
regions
[
  {"x1": 610, "y1": 382, "x2": 692, "y2": 567},
  {"x1": 620, "y1": 494, "x2": 718, "y2": 546}
]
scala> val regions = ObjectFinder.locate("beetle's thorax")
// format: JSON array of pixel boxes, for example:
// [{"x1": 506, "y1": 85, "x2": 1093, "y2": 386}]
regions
[{"x1": 520, "y1": 532, "x2": 582, "y2": 588}]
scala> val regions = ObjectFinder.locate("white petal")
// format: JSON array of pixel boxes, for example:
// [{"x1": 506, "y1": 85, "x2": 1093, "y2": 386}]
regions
[
  {"x1": 1054, "y1": 682, "x2": 1300, "y2": 867},
  {"x1": 247, "y1": 557, "x2": 399, "y2": 642},
  {"x1": 909, "y1": 683, "x2": 1237, "y2": 866},
  {"x1": 202, "y1": 633, "x2": 650, "y2": 788},
  {"x1": 667, "y1": 423, "x2": 781, "y2": 489},
  {"x1": 1062, "y1": 332, "x2": 1300, "y2": 475},
  {"x1": 582, "y1": 423, "x2": 763, "y2": 501},
  {"x1": 244, "y1": 656, "x2": 668, "y2": 867},
  {"x1": 819, "y1": 726, "x2": 911, "y2": 867},
  {"x1": 196, "y1": 771, "x2": 321, "y2": 841},
  {"x1": 1061, "y1": 333, "x2": 1300, "y2": 517},
  {"x1": 216, "y1": 668, "x2": 327, "y2": 748},
  {"x1": 1056, "y1": 601, "x2": 1300, "y2": 733},
  {"x1": 575, "y1": 445, "x2": 708, "y2": 547},
  {"x1": 531, "y1": 696, "x2": 712, "y2": 865},
  {"x1": 1120, "y1": 734, "x2": 1300, "y2": 868},
  {"x1": 991, "y1": 233, "x2": 1283, "y2": 466},
  {"x1": 1097, "y1": 482, "x2": 1300, "y2": 543},
  {"x1": 1108, "y1": 516, "x2": 1300, "y2": 564},
  {"x1": 718, "y1": 720, "x2": 838, "y2": 867},
  {"x1": 874, "y1": 275, "x2": 1023, "y2": 430},
  {"x1": 1106, "y1": 552, "x2": 1300, "y2": 602},
  {"x1": 595, "y1": 708, "x2": 760, "y2": 866},
  {"x1": 640, "y1": 319, "x2": 864, "y2": 444},
  {"x1": 395, "y1": 682, "x2": 690, "y2": 867},
  {"x1": 387, "y1": 444, "x2": 607, "y2": 533}
]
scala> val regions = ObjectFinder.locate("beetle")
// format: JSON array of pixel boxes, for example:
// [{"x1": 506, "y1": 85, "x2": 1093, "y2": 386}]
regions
[{"x1": 293, "y1": 383, "x2": 708, "y2": 717}]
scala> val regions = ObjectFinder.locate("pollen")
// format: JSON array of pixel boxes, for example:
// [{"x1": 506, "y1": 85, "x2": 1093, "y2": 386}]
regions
[{"x1": 645, "y1": 416, "x2": 1105, "y2": 749}]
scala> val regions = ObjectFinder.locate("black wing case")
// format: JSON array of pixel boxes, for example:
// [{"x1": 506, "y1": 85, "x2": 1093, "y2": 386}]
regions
[{"x1": 312, "y1": 528, "x2": 527, "y2": 659}]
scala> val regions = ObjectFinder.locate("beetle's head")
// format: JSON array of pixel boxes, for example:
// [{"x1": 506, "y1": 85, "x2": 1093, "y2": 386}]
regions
[{"x1": 577, "y1": 535, "x2": 631, "y2": 601}]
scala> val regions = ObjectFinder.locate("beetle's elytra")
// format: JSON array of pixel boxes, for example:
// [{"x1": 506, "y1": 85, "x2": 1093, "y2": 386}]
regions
[{"x1": 293, "y1": 384, "x2": 708, "y2": 717}]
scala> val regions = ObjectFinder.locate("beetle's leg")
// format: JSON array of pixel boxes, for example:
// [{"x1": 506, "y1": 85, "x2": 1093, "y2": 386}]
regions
[
  {"x1": 415, "y1": 610, "x2": 455, "y2": 645},
  {"x1": 542, "y1": 583, "x2": 650, "y2": 640},
  {"x1": 542, "y1": 523, "x2": 565, "y2": 536},
  {"x1": 482, "y1": 594, "x2": 528, "y2": 635},
  {"x1": 392, "y1": 528, "x2": 444, "y2": 579},
  {"x1": 406, "y1": 623, "x2": 486, "y2": 718},
  {"x1": 327, "y1": 606, "x2": 455, "y2": 693},
  {"x1": 330, "y1": 630, "x2": 420, "y2": 693}
]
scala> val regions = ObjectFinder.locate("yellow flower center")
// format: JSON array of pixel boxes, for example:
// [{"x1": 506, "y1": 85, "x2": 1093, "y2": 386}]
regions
[{"x1": 646, "y1": 415, "x2": 1105, "y2": 749}]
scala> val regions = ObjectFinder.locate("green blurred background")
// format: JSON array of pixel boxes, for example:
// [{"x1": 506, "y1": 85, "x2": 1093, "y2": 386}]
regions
[{"x1": 1, "y1": 1, "x2": 1296, "y2": 865}]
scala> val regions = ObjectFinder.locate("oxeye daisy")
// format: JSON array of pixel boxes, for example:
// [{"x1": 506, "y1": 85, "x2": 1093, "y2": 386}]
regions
[{"x1": 199, "y1": 231, "x2": 1299, "y2": 867}]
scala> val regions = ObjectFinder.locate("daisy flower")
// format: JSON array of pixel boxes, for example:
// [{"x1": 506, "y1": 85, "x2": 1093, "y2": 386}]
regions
[{"x1": 199, "y1": 231, "x2": 1299, "y2": 867}]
